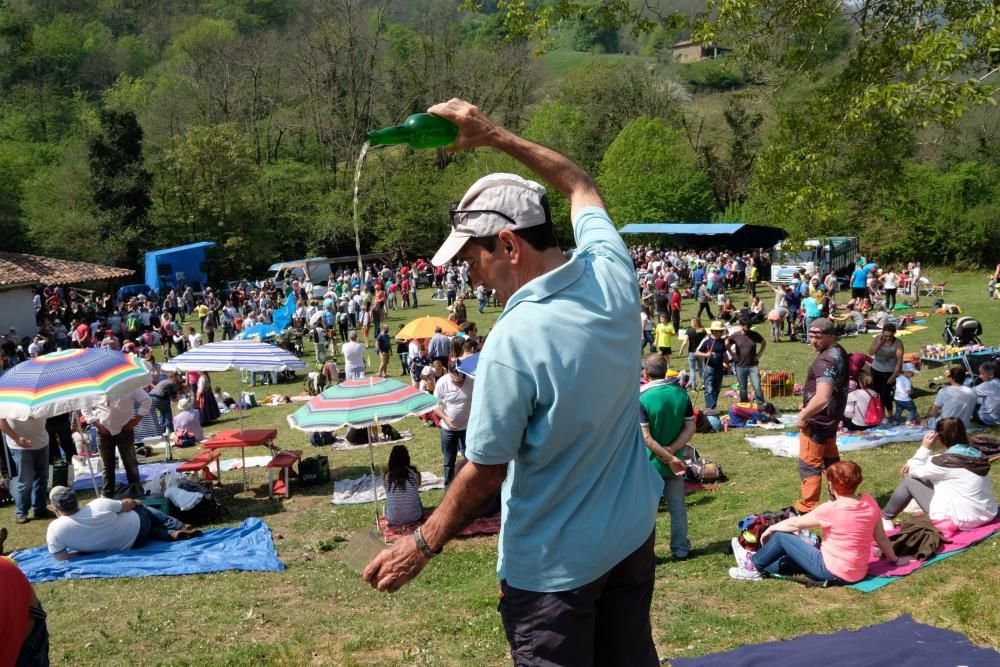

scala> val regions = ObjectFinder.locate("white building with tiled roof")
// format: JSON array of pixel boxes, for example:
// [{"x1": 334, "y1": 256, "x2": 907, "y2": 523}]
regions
[{"x1": 0, "y1": 251, "x2": 134, "y2": 337}]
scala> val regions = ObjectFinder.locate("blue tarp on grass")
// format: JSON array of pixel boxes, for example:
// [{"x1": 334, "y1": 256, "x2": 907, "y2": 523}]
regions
[
  {"x1": 669, "y1": 615, "x2": 1000, "y2": 666},
  {"x1": 12, "y1": 518, "x2": 284, "y2": 583}
]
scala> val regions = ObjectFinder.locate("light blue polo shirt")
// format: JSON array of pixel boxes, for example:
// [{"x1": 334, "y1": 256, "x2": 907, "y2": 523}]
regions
[{"x1": 465, "y1": 206, "x2": 661, "y2": 593}]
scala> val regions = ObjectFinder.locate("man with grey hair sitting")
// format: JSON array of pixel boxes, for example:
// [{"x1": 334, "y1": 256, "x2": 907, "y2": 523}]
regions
[{"x1": 45, "y1": 486, "x2": 201, "y2": 561}]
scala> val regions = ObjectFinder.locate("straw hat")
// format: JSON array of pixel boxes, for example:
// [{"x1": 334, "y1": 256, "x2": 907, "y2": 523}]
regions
[
  {"x1": 709, "y1": 320, "x2": 726, "y2": 332},
  {"x1": 177, "y1": 397, "x2": 193, "y2": 411}
]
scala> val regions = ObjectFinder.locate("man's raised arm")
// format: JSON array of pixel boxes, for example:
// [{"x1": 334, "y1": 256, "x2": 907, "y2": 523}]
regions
[{"x1": 427, "y1": 99, "x2": 604, "y2": 223}]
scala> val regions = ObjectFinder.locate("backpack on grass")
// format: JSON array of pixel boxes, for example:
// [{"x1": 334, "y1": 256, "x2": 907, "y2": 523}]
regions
[
  {"x1": 684, "y1": 447, "x2": 725, "y2": 484},
  {"x1": 170, "y1": 480, "x2": 228, "y2": 526}
]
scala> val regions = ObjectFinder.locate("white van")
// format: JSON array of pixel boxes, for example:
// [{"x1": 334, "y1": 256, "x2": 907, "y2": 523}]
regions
[{"x1": 268, "y1": 258, "x2": 333, "y2": 297}]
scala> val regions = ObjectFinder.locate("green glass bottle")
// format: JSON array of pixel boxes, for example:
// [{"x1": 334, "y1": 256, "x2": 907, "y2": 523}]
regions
[{"x1": 366, "y1": 113, "x2": 459, "y2": 149}]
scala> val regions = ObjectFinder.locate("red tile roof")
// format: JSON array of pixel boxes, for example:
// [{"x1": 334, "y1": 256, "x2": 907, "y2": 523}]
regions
[{"x1": 0, "y1": 251, "x2": 134, "y2": 288}]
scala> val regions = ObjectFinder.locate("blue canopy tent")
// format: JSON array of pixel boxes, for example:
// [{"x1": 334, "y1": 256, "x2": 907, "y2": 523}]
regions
[
  {"x1": 618, "y1": 223, "x2": 787, "y2": 250},
  {"x1": 144, "y1": 242, "x2": 217, "y2": 295}
]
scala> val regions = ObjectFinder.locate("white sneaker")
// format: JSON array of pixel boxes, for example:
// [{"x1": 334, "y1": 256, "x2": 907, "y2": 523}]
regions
[
  {"x1": 731, "y1": 537, "x2": 754, "y2": 569},
  {"x1": 882, "y1": 518, "x2": 896, "y2": 532},
  {"x1": 728, "y1": 566, "x2": 763, "y2": 581}
]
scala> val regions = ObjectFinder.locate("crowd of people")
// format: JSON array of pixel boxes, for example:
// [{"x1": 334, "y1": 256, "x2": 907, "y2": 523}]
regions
[{"x1": 2, "y1": 99, "x2": 999, "y2": 665}]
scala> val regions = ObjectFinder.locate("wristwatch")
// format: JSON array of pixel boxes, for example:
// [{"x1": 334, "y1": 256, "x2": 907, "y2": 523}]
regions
[{"x1": 413, "y1": 527, "x2": 442, "y2": 559}]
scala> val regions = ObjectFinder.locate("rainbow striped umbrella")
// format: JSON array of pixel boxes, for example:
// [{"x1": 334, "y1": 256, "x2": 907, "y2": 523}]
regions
[
  {"x1": 0, "y1": 348, "x2": 152, "y2": 420},
  {"x1": 287, "y1": 377, "x2": 438, "y2": 432}
]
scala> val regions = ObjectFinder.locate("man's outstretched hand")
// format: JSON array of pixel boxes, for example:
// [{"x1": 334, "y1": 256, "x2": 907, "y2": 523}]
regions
[
  {"x1": 427, "y1": 99, "x2": 501, "y2": 152},
  {"x1": 363, "y1": 536, "x2": 429, "y2": 593}
]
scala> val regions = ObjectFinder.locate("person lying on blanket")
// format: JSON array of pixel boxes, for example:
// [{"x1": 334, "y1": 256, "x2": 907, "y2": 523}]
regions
[
  {"x1": 730, "y1": 461, "x2": 899, "y2": 584},
  {"x1": 880, "y1": 418, "x2": 998, "y2": 532},
  {"x1": 45, "y1": 487, "x2": 202, "y2": 561},
  {"x1": 727, "y1": 402, "x2": 780, "y2": 427}
]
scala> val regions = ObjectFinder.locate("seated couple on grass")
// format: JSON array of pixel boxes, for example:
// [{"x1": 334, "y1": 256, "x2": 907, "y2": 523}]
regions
[{"x1": 46, "y1": 487, "x2": 202, "y2": 561}]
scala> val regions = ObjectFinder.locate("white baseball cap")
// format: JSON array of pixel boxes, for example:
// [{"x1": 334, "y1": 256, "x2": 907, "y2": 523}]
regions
[
  {"x1": 431, "y1": 173, "x2": 548, "y2": 267},
  {"x1": 902, "y1": 362, "x2": 919, "y2": 373}
]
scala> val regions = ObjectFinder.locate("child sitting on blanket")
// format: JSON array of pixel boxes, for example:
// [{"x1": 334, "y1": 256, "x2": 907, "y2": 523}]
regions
[
  {"x1": 730, "y1": 461, "x2": 899, "y2": 584},
  {"x1": 383, "y1": 446, "x2": 423, "y2": 526}
]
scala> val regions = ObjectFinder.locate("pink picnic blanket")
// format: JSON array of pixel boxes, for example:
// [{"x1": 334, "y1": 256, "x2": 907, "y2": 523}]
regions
[
  {"x1": 865, "y1": 516, "x2": 1000, "y2": 578},
  {"x1": 380, "y1": 509, "x2": 501, "y2": 542}
]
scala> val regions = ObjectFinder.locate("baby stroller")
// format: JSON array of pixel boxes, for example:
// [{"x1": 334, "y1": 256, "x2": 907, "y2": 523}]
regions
[{"x1": 943, "y1": 316, "x2": 982, "y2": 346}]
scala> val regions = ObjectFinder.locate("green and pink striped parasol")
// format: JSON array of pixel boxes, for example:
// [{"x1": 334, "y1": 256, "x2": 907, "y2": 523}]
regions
[{"x1": 286, "y1": 377, "x2": 438, "y2": 432}]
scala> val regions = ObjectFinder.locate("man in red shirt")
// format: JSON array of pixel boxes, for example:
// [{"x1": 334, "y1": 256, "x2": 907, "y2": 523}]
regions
[
  {"x1": 669, "y1": 286, "x2": 682, "y2": 331},
  {"x1": 74, "y1": 323, "x2": 91, "y2": 348}
]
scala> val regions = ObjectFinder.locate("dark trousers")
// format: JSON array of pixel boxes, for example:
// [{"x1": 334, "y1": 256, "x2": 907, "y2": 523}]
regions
[
  {"x1": 46, "y1": 420, "x2": 75, "y2": 463},
  {"x1": 98, "y1": 429, "x2": 140, "y2": 498},
  {"x1": 17, "y1": 605, "x2": 49, "y2": 667},
  {"x1": 132, "y1": 505, "x2": 177, "y2": 547},
  {"x1": 440, "y1": 428, "x2": 466, "y2": 486},
  {"x1": 871, "y1": 369, "x2": 894, "y2": 414},
  {"x1": 696, "y1": 301, "x2": 714, "y2": 319},
  {"x1": 499, "y1": 530, "x2": 658, "y2": 667},
  {"x1": 151, "y1": 397, "x2": 173, "y2": 434}
]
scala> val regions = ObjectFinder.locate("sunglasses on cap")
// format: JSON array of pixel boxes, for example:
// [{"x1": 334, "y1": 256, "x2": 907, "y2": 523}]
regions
[{"x1": 449, "y1": 202, "x2": 518, "y2": 229}]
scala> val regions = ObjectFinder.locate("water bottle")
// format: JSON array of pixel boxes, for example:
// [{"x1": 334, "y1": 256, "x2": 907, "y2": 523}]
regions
[{"x1": 366, "y1": 113, "x2": 459, "y2": 150}]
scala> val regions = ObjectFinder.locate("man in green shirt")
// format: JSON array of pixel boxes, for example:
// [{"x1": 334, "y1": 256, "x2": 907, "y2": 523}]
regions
[{"x1": 639, "y1": 353, "x2": 696, "y2": 559}]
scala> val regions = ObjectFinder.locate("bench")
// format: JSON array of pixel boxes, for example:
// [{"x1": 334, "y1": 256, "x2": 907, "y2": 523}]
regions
[
  {"x1": 267, "y1": 449, "x2": 302, "y2": 499},
  {"x1": 176, "y1": 450, "x2": 222, "y2": 486}
]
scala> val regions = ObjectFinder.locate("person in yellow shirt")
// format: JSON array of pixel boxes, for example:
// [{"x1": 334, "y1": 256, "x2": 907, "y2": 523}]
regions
[
  {"x1": 194, "y1": 302, "x2": 209, "y2": 332},
  {"x1": 654, "y1": 312, "x2": 676, "y2": 366}
]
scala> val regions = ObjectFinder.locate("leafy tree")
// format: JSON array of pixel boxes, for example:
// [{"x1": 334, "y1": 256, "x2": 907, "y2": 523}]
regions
[
  {"x1": 682, "y1": 98, "x2": 762, "y2": 211},
  {"x1": 88, "y1": 108, "x2": 153, "y2": 267},
  {"x1": 873, "y1": 162, "x2": 1000, "y2": 267},
  {"x1": 597, "y1": 116, "x2": 714, "y2": 224},
  {"x1": 152, "y1": 123, "x2": 265, "y2": 276},
  {"x1": 570, "y1": 16, "x2": 620, "y2": 54},
  {"x1": 22, "y1": 141, "x2": 118, "y2": 265}
]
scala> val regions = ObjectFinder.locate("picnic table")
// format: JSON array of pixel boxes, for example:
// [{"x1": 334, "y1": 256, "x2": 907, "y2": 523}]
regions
[
  {"x1": 202, "y1": 429, "x2": 279, "y2": 490},
  {"x1": 919, "y1": 347, "x2": 998, "y2": 375}
]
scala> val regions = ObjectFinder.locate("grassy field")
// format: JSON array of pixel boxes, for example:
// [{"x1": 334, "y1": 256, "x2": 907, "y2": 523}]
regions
[
  {"x1": 538, "y1": 49, "x2": 657, "y2": 81},
  {"x1": 4, "y1": 267, "x2": 1000, "y2": 666}
]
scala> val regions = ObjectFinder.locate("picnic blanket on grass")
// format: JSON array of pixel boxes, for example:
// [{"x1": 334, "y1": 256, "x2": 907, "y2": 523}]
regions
[
  {"x1": 12, "y1": 518, "x2": 284, "y2": 583},
  {"x1": 330, "y1": 471, "x2": 445, "y2": 505},
  {"x1": 669, "y1": 615, "x2": 1000, "y2": 666},
  {"x1": 848, "y1": 517, "x2": 1000, "y2": 592},
  {"x1": 72, "y1": 461, "x2": 181, "y2": 492},
  {"x1": 747, "y1": 424, "x2": 930, "y2": 457},
  {"x1": 380, "y1": 509, "x2": 500, "y2": 542}
]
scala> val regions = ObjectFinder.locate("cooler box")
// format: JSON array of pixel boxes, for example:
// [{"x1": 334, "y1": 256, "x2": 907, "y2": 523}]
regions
[{"x1": 299, "y1": 455, "x2": 330, "y2": 486}]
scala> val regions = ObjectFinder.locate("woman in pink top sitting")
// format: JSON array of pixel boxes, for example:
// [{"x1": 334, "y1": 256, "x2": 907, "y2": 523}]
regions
[{"x1": 730, "y1": 461, "x2": 898, "y2": 583}]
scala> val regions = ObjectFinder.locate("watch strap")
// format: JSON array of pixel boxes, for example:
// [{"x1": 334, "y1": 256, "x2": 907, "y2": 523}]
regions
[{"x1": 413, "y1": 527, "x2": 441, "y2": 558}]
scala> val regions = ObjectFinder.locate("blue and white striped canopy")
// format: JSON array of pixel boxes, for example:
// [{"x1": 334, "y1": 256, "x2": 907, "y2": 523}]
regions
[{"x1": 160, "y1": 341, "x2": 306, "y2": 373}]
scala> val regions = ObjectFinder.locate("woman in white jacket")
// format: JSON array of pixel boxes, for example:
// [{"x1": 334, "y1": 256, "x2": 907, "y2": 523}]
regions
[{"x1": 881, "y1": 417, "x2": 997, "y2": 530}]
